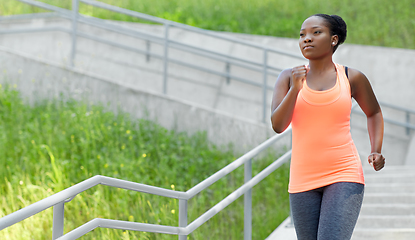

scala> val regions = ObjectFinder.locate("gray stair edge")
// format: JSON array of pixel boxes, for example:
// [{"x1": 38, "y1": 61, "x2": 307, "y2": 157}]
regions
[
  {"x1": 352, "y1": 228, "x2": 415, "y2": 240},
  {"x1": 265, "y1": 217, "x2": 296, "y2": 240}
]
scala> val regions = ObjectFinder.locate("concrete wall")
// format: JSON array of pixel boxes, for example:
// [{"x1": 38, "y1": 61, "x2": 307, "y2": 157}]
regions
[
  {"x1": 406, "y1": 136, "x2": 415, "y2": 165},
  {"x1": 0, "y1": 46, "x2": 290, "y2": 155},
  {"x1": 0, "y1": 16, "x2": 306, "y2": 125}
]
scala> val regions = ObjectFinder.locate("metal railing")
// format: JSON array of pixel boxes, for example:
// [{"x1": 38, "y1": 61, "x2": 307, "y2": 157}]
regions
[
  {"x1": 352, "y1": 101, "x2": 415, "y2": 135},
  {"x1": 379, "y1": 101, "x2": 415, "y2": 135},
  {"x1": 1, "y1": 101, "x2": 412, "y2": 239},
  {"x1": 0, "y1": 0, "x2": 305, "y2": 123},
  {"x1": 0, "y1": 126, "x2": 293, "y2": 240},
  {"x1": 0, "y1": 103, "x2": 413, "y2": 239}
]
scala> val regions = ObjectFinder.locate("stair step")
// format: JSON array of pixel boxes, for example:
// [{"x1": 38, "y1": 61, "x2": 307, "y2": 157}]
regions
[
  {"x1": 356, "y1": 215, "x2": 415, "y2": 228},
  {"x1": 358, "y1": 166, "x2": 415, "y2": 239},
  {"x1": 352, "y1": 228, "x2": 415, "y2": 240},
  {"x1": 363, "y1": 166, "x2": 415, "y2": 175},
  {"x1": 363, "y1": 193, "x2": 415, "y2": 204},
  {"x1": 364, "y1": 173, "x2": 415, "y2": 184},
  {"x1": 365, "y1": 183, "x2": 415, "y2": 193},
  {"x1": 361, "y1": 204, "x2": 415, "y2": 215}
]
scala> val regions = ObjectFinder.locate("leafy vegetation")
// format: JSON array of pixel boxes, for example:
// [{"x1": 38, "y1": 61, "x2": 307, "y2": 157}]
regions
[
  {"x1": 1, "y1": 0, "x2": 414, "y2": 49},
  {"x1": 0, "y1": 84, "x2": 289, "y2": 239}
]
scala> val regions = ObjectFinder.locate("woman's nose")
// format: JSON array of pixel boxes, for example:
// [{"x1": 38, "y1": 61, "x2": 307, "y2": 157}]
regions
[{"x1": 304, "y1": 35, "x2": 312, "y2": 42}]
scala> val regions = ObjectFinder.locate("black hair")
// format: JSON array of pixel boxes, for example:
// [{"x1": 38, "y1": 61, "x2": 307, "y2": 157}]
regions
[{"x1": 312, "y1": 14, "x2": 347, "y2": 53}]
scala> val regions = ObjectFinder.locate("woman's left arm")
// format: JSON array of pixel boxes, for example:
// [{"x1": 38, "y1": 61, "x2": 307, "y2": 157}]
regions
[{"x1": 349, "y1": 68, "x2": 385, "y2": 171}]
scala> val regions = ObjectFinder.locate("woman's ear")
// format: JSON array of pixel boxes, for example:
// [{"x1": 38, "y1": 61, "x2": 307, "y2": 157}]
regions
[{"x1": 331, "y1": 35, "x2": 339, "y2": 46}]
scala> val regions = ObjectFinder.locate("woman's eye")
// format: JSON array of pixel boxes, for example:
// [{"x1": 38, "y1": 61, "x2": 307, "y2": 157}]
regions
[
  {"x1": 300, "y1": 33, "x2": 304, "y2": 37},
  {"x1": 314, "y1": 31, "x2": 321, "y2": 34}
]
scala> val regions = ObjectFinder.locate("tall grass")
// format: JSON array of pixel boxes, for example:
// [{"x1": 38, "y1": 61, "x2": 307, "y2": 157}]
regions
[
  {"x1": 1, "y1": 0, "x2": 414, "y2": 49},
  {"x1": 0, "y1": 84, "x2": 290, "y2": 239}
]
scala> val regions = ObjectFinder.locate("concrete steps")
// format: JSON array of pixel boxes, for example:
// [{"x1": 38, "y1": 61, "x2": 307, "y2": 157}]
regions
[
  {"x1": 267, "y1": 166, "x2": 415, "y2": 240},
  {"x1": 356, "y1": 215, "x2": 415, "y2": 228},
  {"x1": 360, "y1": 204, "x2": 415, "y2": 215},
  {"x1": 351, "y1": 228, "x2": 415, "y2": 240},
  {"x1": 365, "y1": 183, "x2": 415, "y2": 193},
  {"x1": 352, "y1": 166, "x2": 415, "y2": 240}
]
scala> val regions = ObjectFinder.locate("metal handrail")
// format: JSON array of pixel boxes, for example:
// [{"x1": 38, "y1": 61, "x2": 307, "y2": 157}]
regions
[
  {"x1": 0, "y1": 175, "x2": 185, "y2": 230},
  {"x1": 185, "y1": 151, "x2": 291, "y2": 233},
  {"x1": 186, "y1": 128, "x2": 291, "y2": 198},
  {"x1": 352, "y1": 101, "x2": 415, "y2": 135},
  {"x1": 0, "y1": 127, "x2": 292, "y2": 240},
  {"x1": 352, "y1": 101, "x2": 415, "y2": 117},
  {"x1": 80, "y1": 10, "x2": 282, "y2": 77},
  {"x1": 352, "y1": 109, "x2": 415, "y2": 130},
  {"x1": 79, "y1": 0, "x2": 304, "y2": 59},
  {"x1": 59, "y1": 151, "x2": 292, "y2": 240},
  {"x1": 11, "y1": 0, "x2": 300, "y2": 64},
  {"x1": 0, "y1": 12, "x2": 59, "y2": 20},
  {"x1": 379, "y1": 101, "x2": 415, "y2": 115},
  {"x1": 3, "y1": 0, "x2": 305, "y2": 123}
]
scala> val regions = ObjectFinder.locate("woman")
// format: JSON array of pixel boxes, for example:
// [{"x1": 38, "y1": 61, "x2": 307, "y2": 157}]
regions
[{"x1": 270, "y1": 14, "x2": 385, "y2": 240}]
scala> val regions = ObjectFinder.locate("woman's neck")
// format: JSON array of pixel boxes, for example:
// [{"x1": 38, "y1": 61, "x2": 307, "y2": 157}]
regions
[{"x1": 308, "y1": 57, "x2": 335, "y2": 74}]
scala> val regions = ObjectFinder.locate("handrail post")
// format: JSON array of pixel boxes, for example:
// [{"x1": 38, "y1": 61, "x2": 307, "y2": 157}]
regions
[
  {"x1": 178, "y1": 199, "x2": 188, "y2": 240},
  {"x1": 52, "y1": 202, "x2": 65, "y2": 239},
  {"x1": 226, "y1": 62, "x2": 231, "y2": 84},
  {"x1": 163, "y1": 23, "x2": 170, "y2": 94},
  {"x1": 70, "y1": 0, "x2": 79, "y2": 67},
  {"x1": 262, "y1": 49, "x2": 268, "y2": 123},
  {"x1": 244, "y1": 158, "x2": 252, "y2": 240},
  {"x1": 406, "y1": 111, "x2": 410, "y2": 135},
  {"x1": 146, "y1": 40, "x2": 151, "y2": 62}
]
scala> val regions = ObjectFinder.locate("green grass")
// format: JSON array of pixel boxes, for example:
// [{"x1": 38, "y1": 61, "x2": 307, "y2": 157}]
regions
[
  {"x1": 1, "y1": 0, "x2": 414, "y2": 49},
  {"x1": 0, "y1": 84, "x2": 290, "y2": 239}
]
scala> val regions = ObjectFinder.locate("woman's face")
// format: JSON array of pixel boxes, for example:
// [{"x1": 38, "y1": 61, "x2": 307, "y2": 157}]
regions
[{"x1": 299, "y1": 16, "x2": 337, "y2": 60}]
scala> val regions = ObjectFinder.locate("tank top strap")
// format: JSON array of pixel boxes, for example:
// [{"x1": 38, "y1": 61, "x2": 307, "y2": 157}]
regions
[{"x1": 335, "y1": 63, "x2": 352, "y2": 97}]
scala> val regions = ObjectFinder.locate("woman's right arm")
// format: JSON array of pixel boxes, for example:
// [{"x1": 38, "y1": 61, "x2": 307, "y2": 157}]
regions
[{"x1": 271, "y1": 66, "x2": 307, "y2": 133}]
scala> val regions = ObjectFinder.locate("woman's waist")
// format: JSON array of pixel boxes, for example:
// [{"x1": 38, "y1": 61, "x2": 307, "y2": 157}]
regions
[
  {"x1": 291, "y1": 140, "x2": 359, "y2": 170},
  {"x1": 292, "y1": 130, "x2": 353, "y2": 149}
]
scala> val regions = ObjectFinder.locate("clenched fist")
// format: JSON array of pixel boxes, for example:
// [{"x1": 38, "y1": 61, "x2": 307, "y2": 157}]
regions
[
  {"x1": 290, "y1": 65, "x2": 309, "y2": 91},
  {"x1": 368, "y1": 152, "x2": 385, "y2": 171}
]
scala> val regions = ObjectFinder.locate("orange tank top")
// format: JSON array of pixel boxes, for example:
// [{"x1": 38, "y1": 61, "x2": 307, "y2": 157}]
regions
[{"x1": 289, "y1": 63, "x2": 364, "y2": 193}]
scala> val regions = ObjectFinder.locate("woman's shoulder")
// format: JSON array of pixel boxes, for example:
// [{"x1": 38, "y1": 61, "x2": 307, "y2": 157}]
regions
[
  {"x1": 277, "y1": 68, "x2": 293, "y2": 82},
  {"x1": 344, "y1": 66, "x2": 372, "y2": 97},
  {"x1": 274, "y1": 68, "x2": 292, "y2": 87},
  {"x1": 279, "y1": 68, "x2": 293, "y2": 78},
  {"x1": 346, "y1": 67, "x2": 366, "y2": 80}
]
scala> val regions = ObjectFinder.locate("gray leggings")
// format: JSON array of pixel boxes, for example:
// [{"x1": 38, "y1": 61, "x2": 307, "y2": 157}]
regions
[{"x1": 289, "y1": 182, "x2": 364, "y2": 240}]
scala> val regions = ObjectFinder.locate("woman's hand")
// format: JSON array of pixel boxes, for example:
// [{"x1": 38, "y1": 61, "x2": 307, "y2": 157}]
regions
[
  {"x1": 368, "y1": 152, "x2": 385, "y2": 171},
  {"x1": 290, "y1": 65, "x2": 308, "y2": 91}
]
